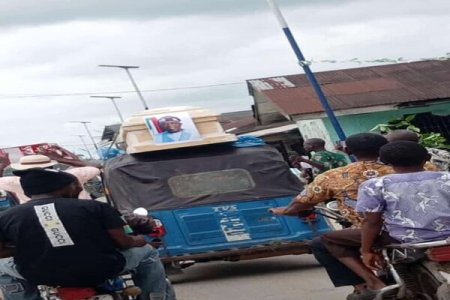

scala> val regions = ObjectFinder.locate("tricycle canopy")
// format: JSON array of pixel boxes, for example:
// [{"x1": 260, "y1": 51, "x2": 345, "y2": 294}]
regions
[{"x1": 103, "y1": 144, "x2": 303, "y2": 212}]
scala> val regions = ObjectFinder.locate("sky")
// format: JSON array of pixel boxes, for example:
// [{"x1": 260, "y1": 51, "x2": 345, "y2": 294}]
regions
[{"x1": 0, "y1": 0, "x2": 449, "y2": 155}]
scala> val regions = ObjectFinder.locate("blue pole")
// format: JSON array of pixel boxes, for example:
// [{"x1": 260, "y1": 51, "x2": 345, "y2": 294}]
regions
[{"x1": 266, "y1": 0, "x2": 346, "y2": 141}]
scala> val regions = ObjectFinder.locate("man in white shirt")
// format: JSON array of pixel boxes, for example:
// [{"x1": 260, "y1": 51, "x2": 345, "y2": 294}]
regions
[{"x1": 0, "y1": 155, "x2": 100, "y2": 203}]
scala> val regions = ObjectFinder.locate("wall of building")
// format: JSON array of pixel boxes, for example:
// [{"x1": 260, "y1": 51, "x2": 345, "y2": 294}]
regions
[
  {"x1": 254, "y1": 91, "x2": 289, "y2": 125},
  {"x1": 322, "y1": 101, "x2": 450, "y2": 142}
]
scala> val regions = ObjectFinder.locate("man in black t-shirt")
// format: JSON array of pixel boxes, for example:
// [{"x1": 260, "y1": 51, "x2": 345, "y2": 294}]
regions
[{"x1": 0, "y1": 168, "x2": 174, "y2": 300}]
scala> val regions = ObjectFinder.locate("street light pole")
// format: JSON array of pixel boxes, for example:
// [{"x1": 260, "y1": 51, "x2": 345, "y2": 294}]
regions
[
  {"x1": 266, "y1": 0, "x2": 346, "y2": 141},
  {"x1": 98, "y1": 64, "x2": 149, "y2": 110},
  {"x1": 69, "y1": 121, "x2": 98, "y2": 151},
  {"x1": 90, "y1": 95, "x2": 124, "y2": 122},
  {"x1": 73, "y1": 135, "x2": 93, "y2": 159}
]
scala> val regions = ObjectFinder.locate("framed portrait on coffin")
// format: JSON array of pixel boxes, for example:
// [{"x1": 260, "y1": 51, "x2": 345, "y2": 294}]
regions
[{"x1": 144, "y1": 112, "x2": 202, "y2": 145}]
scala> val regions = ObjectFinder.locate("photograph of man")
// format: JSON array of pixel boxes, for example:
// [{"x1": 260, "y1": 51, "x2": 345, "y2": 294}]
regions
[
  {"x1": 145, "y1": 112, "x2": 202, "y2": 144},
  {"x1": 156, "y1": 116, "x2": 191, "y2": 143}
]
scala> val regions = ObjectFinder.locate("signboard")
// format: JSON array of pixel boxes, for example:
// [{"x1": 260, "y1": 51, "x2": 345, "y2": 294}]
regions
[{"x1": 1, "y1": 143, "x2": 81, "y2": 165}]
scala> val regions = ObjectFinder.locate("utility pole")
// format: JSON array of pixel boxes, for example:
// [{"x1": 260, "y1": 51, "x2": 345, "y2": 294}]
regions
[
  {"x1": 90, "y1": 95, "x2": 124, "y2": 122},
  {"x1": 72, "y1": 135, "x2": 93, "y2": 159},
  {"x1": 69, "y1": 121, "x2": 98, "y2": 151},
  {"x1": 266, "y1": 0, "x2": 346, "y2": 141},
  {"x1": 98, "y1": 65, "x2": 149, "y2": 110}
]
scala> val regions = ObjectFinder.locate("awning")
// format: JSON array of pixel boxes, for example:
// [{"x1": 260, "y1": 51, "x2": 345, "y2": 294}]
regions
[{"x1": 239, "y1": 124, "x2": 299, "y2": 137}]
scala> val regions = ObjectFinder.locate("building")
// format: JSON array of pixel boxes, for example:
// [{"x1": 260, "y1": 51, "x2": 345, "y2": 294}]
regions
[
  {"x1": 247, "y1": 60, "x2": 450, "y2": 147},
  {"x1": 219, "y1": 110, "x2": 303, "y2": 161}
]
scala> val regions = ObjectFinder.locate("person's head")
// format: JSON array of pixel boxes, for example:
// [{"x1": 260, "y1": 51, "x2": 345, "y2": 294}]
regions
[
  {"x1": 385, "y1": 129, "x2": 419, "y2": 143},
  {"x1": 158, "y1": 116, "x2": 183, "y2": 133},
  {"x1": 345, "y1": 133, "x2": 388, "y2": 159},
  {"x1": 10, "y1": 154, "x2": 57, "y2": 171},
  {"x1": 13, "y1": 168, "x2": 82, "y2": 198},
  {"x1": 379, "y1": 141, "x2": 430, "y2": 172},
  {"x1": 303, "y1": 138, "x2": 326, "y2": 153}
]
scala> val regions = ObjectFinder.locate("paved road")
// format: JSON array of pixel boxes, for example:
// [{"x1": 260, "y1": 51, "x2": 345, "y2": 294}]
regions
[{"x1": 170, "y1": 254, "x2": 351, "y2": 300}]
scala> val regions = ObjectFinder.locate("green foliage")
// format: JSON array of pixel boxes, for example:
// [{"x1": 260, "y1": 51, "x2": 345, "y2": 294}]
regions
[
  {"x1": 371, "y1": 114, "x2": 450, "y2": 150},
  {"x1": 370, "y1": 115, "x2": 421, "y2": 134},
  {"x1": 420, "y1": 133, "x2": 450, "y2": 150}
]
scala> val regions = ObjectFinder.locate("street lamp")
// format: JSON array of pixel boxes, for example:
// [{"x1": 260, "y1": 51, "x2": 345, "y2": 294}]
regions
[
  {"x1": 69, "y1": 121, "x2": 98, "y2": 151},
  {"x1": 72, "y1": 135, "x2": 93, "y2": 159},
  {"x1": 90, "y1": 95, "x2": 124, "y2": 122},
  {"x1": 98, "y1": 64, "x2": 149, "y2": 110}
]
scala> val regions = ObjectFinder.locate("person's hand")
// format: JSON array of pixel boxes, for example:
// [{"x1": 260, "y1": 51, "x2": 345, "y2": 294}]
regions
[
  {"x1": 296, "y1": 156, "x2": 308, "y2": 162},
  {"x1": 362, "y1": 251, "x2": 384, "y2": 271},
  {"x1": 132, "y1": 235, "x2": 148, "y2": 247},
  {"x1": 269, "y1": 208, "x2": 286, "y2": 216}
]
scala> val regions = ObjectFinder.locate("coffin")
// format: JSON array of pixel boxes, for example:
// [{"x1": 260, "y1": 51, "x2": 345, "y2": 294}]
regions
[{"x1": 120, "y1": 106, "x2": 237, "y2": 153}]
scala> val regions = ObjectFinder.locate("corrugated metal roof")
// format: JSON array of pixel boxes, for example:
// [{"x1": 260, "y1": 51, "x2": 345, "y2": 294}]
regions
[{"x1": 248, "y1": 60, "x2": 450, "y2": 116}]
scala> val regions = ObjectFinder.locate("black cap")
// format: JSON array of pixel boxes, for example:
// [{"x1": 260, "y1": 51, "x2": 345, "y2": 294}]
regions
[{"x1": 13, "y1": 168, "x2": 77, "y2": 197}]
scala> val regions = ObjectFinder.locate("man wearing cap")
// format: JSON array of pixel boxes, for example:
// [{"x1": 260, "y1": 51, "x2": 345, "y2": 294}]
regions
[
  {"x1": 0, "y1": 169, "x2": 174, "y2": 300},
  {"x1": 155, "y1": 116, "x2": 192, "y2": 143},
  {"x1": 0, "y1": 154, "x2": 100, "y2": 203}
]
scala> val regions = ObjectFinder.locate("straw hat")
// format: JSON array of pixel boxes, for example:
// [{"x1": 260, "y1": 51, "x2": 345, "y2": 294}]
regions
[{"x1": 10, "y1": 155, "x2": 58, "y2": 170}]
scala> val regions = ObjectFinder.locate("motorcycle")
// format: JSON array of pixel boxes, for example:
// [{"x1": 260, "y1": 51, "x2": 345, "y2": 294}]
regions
[
  {"x1": 313, "y1": 202, "x2": 450, "y2": 300},
  {"x1": 38, "y1": 272, "x2": 142, "y2": 300}
]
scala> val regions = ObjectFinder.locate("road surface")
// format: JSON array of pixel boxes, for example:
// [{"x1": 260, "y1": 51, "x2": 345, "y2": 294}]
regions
[{"x1": 170, "y1": 254, "x2": 351, "y2": 300}]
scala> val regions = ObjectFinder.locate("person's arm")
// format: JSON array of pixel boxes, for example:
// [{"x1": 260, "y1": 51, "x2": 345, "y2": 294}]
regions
[
  {"x1": 107, "y1": 228, "x2": 147, "y2": 250},
  {"x1": 0, "y1": 177, "x2": 29, "y2": 203},
  {"x1": 270, "y1": 193, "x2": 317, "y2": 216},
  {"x1": 356, "y1": 180, "x2": 386, "y2": 270},
  {"x1": 361, "y1": 212, "x2": 384, "y2": 270},
  {"x1": 66, "y1": 167, "x2": 101, "y2": 185},
  {"x1": 0, "y1": 242, "x2": 14, "y2": 258},
  {"x1": 270, "y1": 174, "x2": 333, "y2": 216},
  {"x1": 297, "y1": 157, "x2": 325, "y2": 170},
  {"x1": 95, "y1": 202, "x2": 148, "y2": 250},
  {"x1": 0, "y1": 226, "x2": 14, "y2": 258}
]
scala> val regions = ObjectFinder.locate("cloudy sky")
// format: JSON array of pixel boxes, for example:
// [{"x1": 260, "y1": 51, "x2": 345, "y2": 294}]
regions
[{"x1": 1, "y1": 0, "x2": 449, "y2": 155}]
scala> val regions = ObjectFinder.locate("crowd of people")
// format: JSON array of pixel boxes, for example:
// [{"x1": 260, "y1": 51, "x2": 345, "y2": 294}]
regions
[
  {"x1": 273, "y1": 130, "x2": 450, "y2": 300},
  {"x1": 0, "y1": 154, "x2": 175, "y2": 300}
]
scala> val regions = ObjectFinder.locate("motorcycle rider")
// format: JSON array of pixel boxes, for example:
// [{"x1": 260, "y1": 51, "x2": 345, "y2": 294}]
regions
[
  {"x1": 270, "y1": 133, "x2": 393, "y2": 297},
  {"x1": 0, "y1": 168, "x2": 175, "y2": 300},
  {"x1": 321, "y1": 141, "x2": 450, "y2": 300}
]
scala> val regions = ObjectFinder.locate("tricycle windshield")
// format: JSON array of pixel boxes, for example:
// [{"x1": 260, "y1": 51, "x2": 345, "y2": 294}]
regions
[{"x1": 104, "y1": 144, "x2": 303, "y2": 212}]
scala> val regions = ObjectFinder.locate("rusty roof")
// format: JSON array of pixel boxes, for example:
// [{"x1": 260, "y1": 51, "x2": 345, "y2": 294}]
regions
[
  {"x1": 247, "y1": 60, "x2": 450, "y2": 116},
  {"x1": 219, "y1": 110, "x2": 297, "y2": 135}
]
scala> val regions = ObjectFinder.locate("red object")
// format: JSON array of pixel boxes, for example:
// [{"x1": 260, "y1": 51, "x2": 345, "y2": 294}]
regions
[
  {"x1": 151, "y1": 117, "x2": 164, "y2": 133},
  {"x1": 58, "y1": 287, "x2": 97, "y2": 300},
  {"x1": 1, "y1": 143, "x2": 84, "y2": 168},
  {"x1": 304, "y1": 213, "x2": 318, "y2": 222},
  {"x1": 428, "y1": 245, "x2": 450, "y2": 262},
  {"x1": 149, "y1": 218, "x2": 167, "y2": 238}
]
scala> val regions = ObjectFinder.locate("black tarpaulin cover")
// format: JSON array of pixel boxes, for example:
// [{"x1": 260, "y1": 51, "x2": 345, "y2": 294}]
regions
[{"x1": 103, "y1": 144, "x2": 303, "y2": 212}]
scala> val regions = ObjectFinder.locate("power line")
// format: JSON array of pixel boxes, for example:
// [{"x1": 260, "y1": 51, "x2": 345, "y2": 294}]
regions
[
  {"x1": 0, "y1": 82, "x2": 245, "y2": 99},
  {"x1": 0, "y1": 55, "x2": 448, "y2": 100}
]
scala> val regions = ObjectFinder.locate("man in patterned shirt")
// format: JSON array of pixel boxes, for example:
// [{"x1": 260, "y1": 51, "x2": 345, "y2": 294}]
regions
[
  {"x1": 271, "y1": 133, "x2": 392, "y2": 224},
  {"x1": 271, "y1": 133, "x2": 393, "y2": 297}
]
